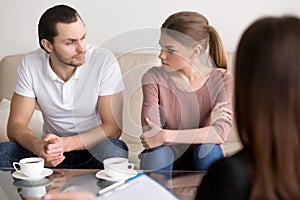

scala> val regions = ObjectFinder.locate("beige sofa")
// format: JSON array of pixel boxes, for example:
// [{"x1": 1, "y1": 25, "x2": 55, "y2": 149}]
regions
[{"x1": 0, "y1": 51, "x2": 242, "y2": 168}]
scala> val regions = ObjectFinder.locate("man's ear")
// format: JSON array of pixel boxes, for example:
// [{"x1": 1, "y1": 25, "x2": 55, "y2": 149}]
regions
[
  {"x1": 191, "y1": 44, "x2": 203, "y2": 58},
  {"x1": 41, "y1": 39, "x2": 52, "y2": 53}
]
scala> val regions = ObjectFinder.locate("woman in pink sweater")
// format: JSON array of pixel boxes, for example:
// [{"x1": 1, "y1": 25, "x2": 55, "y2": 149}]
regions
[{"x1": 139, "y1": 11, "x2": 233, "y2": 171}]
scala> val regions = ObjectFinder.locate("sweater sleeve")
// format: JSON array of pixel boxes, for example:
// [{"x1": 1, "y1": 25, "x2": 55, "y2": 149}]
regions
[
  {"x1": 141, "y1": 69, "x2": 162, "y2": 132},
  {"x1": 210, "y1": 70, "x2": 234, "y2": 141}
]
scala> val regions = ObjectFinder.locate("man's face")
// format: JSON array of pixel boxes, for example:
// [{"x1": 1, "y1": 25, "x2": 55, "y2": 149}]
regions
[{"x1": 50, "y1": 17, "x2": 87, "y2": 67}]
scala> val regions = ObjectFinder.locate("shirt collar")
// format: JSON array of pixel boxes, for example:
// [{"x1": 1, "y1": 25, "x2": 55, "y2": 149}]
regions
[{"x1": 47, "y1": 55, "x2": 84, "y2": 81}]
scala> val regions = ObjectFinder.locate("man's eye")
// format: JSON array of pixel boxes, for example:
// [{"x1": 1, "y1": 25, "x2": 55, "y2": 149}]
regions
[
  {"x1": 168, "y1": 49, "x2": 176, "y2": 53},
  {"x1": 66, "y1": 40, "x2": 75, "y2": 45}
]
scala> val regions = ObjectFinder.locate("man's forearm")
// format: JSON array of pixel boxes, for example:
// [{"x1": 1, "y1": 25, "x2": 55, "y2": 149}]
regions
[
  {"x1": 7, "y1": 123, "x2": 41, "y2": 154},
  {"x1": 63, "y1": 124, "x2": 122, "y2": 152}
]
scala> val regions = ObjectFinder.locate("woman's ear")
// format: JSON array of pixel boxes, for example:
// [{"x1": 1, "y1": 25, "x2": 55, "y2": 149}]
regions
[
  {"x1": 191, "y1": 44, "x2": 203, "y2": 58},
  {"x1": 41, "y1": 39, "x2": 52, "y2": 53}
]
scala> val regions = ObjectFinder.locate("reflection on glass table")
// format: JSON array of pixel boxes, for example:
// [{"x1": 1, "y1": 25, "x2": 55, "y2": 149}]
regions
[{"x1": 0, "y1": 168, "x2": 204, "y2": 200}]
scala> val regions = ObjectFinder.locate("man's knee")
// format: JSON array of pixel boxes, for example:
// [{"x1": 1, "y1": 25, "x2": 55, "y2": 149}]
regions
[
  {"x1": 0, "y1": 142, "x2": 35, "y2": 168},
  {"x1": 97, "y1": 138, "x2": 128, "y2": 152},
  {"x1": 107, "y1": 138, "x2": 128, "y2": 151},
  {"x1": 90, "y1": 138, "x2": 129, "y2": 161},
  {"x1": 0, "y1": 141, "x2": 22, "y2": 155}
]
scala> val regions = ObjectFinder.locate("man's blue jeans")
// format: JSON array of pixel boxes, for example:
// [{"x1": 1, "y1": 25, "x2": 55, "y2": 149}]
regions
[
  {"x1": 140, "y1": 144, "x2": 224, "y2": 171},
  {"x1": 0, "y1": 138, "x2": 128, "y2": 169}
]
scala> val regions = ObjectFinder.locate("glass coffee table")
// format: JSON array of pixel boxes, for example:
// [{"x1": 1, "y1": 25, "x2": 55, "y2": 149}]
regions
[{"x1": 0, "y1": 168, "x2": 204, "y2": 200}]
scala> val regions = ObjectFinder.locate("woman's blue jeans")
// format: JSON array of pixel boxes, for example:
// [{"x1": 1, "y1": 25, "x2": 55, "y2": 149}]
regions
[
  {"x1": 0, "y1": 138, "x2": 128, "y2": 169},
  {"x1": 140, "y1": 144, "x2": 224, "y2": 172}
]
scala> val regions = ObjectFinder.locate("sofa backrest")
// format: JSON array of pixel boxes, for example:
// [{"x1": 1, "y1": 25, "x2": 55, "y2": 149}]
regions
[
  {"x1": 0, "y1": 52, "x2": 236, "y2": 101},
  {"x1": 0, "y1": 51, "x2": 239, "y2": 147},
  {"x1": 0, "y1": 54, "x2": 23, "y2": 101},
  {"x1": 116, "y1": 53, "x2": 160, "y2": 143}
]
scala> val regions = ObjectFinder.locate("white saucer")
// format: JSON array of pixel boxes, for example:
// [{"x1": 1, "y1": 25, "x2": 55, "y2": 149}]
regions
[
  {"x1": 13, "y1": 178, "x2": 53, "y2": 187},
  {"x1": 95, "y1": 170, "x2": 138, "y2": 182},
  {"x1": 12, "y1": 168, "x2": 53, "y2": 181}
]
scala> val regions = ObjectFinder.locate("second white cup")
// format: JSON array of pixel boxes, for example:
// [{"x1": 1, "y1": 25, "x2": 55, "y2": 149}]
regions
[{"x1": 103, "y1": 157, "x2": 135, "y2": 178}]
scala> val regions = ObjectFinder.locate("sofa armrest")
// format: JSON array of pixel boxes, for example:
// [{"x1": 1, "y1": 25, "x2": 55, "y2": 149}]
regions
[{"x1": 0, "y1": 99, "x2": 43, "y2": 143}]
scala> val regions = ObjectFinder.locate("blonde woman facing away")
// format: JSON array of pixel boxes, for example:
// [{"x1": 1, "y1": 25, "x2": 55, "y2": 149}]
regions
[{"x1": 197, "y1": 16, "x2": 300, "y2": 199}]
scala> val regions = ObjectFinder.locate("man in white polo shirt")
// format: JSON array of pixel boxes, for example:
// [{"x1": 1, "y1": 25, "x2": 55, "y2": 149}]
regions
[{"x1": 0, "y1": 4, "x2": 129, "y2": 169}]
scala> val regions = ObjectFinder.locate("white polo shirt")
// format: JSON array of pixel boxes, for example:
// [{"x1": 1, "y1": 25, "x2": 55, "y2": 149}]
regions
[{"x1": 15, "y1": 44, "x2": 124, "y2": 137}]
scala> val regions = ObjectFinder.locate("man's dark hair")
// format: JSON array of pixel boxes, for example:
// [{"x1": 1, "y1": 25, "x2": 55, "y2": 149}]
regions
[{"x1": 38, "y1": 4, "x2": 84, "y2": 52}]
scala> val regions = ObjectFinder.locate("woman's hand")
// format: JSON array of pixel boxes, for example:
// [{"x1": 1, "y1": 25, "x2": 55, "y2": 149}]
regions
[
  {"x1": 210, "y1": 102, "x2": 233, "y2": 125},
  {"x1": 140, "y1": 118, "x2": 166, "y2": 149}
]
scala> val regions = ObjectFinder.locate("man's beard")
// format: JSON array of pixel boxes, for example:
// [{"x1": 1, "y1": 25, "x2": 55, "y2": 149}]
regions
[{"x1": 53, "y1": 48, "x2": 86, "y2": 68}]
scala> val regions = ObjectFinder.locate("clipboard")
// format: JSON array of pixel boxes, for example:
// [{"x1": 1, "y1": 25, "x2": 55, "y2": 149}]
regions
[{"x1": 97, "y1": 173, "x2": 178, "y2": 200}]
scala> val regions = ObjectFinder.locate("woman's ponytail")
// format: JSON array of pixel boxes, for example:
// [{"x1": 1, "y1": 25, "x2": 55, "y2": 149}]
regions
[{"x1": 209, "y1": 26, "x2": 228, "y2": 69}]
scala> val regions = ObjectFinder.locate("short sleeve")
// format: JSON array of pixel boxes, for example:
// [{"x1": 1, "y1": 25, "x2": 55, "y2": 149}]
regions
[
  {"x1": 98, "y1": 51, "x2": 125, "y2": 96},
  {"x1": 14, "y1": 57, "x2": 36, "y2": 98}
]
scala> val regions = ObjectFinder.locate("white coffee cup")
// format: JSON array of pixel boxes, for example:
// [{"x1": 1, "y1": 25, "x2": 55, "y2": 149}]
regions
[
  {"x1": 103, "y1": 157, "x2": 135, "y2": 178},
  {"x1": 18, "y1": 186, "x2": 46, "y2": 198},
  {"x1": 13, "y1": 157, "x2": 44, "y2": 177}
]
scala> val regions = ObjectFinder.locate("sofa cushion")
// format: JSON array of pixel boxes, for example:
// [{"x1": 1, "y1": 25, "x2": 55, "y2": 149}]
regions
[
  {"x1": 0, "y1": 99, "x2": 43, "y2": 141},
  {"x1": 117, "y1": 53, "x2": 160, "y2": 144}
]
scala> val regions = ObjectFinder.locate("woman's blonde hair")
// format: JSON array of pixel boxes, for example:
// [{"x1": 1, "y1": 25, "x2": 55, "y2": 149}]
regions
[
  {"x1": 161, "y1": 11, "x2": 228, "y2": 69},
  {"x1": 235, "y1": 16, "x2": 300, "y2": 199}
]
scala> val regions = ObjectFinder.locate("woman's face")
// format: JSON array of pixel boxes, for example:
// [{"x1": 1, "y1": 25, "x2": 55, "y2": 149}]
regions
[{"x1": 158, "y1": 32, "x2": 194, "y2": 71}]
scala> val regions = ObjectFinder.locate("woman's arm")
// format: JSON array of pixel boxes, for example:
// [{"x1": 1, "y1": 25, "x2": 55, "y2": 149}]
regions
[
  {"x1": 141, "y1": 104, "x2": 232, "y2": 149},
  {"x1": 141, "y1": 70, "x2": 233, "y2": 148}
]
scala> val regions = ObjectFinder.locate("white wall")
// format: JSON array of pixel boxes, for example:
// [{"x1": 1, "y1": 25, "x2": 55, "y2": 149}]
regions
[{"x1": 1, "y1": 0, "x2": 299, "y2": 59}]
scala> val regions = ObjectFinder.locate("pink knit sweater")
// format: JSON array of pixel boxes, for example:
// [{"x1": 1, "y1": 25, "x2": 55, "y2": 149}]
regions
[{"x1": 141, "y1": 67, "x2": 234, "y2": 142}]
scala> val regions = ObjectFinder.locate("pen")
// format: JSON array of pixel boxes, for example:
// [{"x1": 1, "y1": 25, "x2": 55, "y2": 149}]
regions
[
  {"x1": 98, "y1": 180, "x2": 126, "y2": 195},
  {"x1": 97, "y1": 173, "x2": 142, "y2": 197}
]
